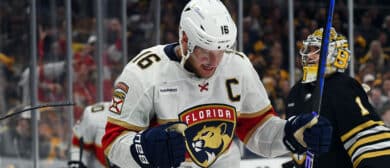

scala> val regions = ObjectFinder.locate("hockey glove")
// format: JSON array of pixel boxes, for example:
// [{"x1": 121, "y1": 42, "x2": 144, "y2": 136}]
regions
[
  {"x1": 302, "y1": 115, "x2": 332, "y2": 154},
  {"x1": 283, "y1": 113, "x2": 332, "y2": 154},
  {"x1": 130, "y1": 122, "x2": 187, "y2": 168}
]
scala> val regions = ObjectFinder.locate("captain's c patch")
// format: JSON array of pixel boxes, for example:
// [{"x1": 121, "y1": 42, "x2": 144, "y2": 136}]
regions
[{"x1": 178, "y1": 104, "x2": 237, "y2": 168}]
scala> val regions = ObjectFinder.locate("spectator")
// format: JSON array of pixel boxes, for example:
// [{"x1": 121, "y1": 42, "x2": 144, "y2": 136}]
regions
[
  {"x1": 17, "y1": 61, "x2": 66, "y2": 104},
  {"x1": 265, "y1": 42, "x2": 289, "y2": 81},
  {"x1": 245, "y1": 2, "x2": 264, "y2": 38},
  {"x1": 357, "y1": 61, "x2": 377, "y2": 83},
  {"x1": 103, "y1": 39, "x2": 123, "y2": 101},
  {"x1": 0, "y1": 106, "x2": 35, "y2": 159},
  {"x1": 382, "y1": 15, "x2": 390, "y2": 47},
  {"x1": 105, "y1": 18, "x2": 122, "y2": 45},
  {"x1": 359, "y1": 40, "x2": 390, "y2": 73},
  {"x1": 379, "y1": 102, "x2": 390, "y2": 127},
  {"x1": 73, "y1": 54, "x2": 97, "y2": 120},
  {"x1": 362, "y1": 73, "x2": 376, "y2": 89},
  {"x1": 72, "y1": 35, "x2": 97, "y2": 119},
  {"x1": 378, "y1": 31, "x2": 390, "y2": 55},
  {"x1": 382, "y1": 77, "x2": 390, "y2": 98},
  {"x1": 356, "y1": 12, "x2": 380, "y2": 47},
  {"x1": 0, "y1": 52, "x2": 14, "y2": 114},
  {"x1": 369, "y1": 87, "x2": 389, "y2": 111},
  {"x1": 38, "y1": 107, "x2": 67, "y2": 160}
]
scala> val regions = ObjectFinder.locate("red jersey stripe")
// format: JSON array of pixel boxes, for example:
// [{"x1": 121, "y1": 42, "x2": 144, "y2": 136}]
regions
[{"x1": 236, "y1": 107, "x2": 277, "y2": 144}]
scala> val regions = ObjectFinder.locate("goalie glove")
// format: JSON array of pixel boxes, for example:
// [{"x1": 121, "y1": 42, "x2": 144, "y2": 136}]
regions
[
  {"x1": 283, "y1": 113, "x2": 332, "y2": 154},
  {"x1": 130, "y1": 122, "x2": 187, "y2": 168}
]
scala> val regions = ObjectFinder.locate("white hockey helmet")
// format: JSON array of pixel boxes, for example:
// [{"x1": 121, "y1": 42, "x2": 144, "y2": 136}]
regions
[
  {"x1": 299, "y1": 27, "x2": 351, "y2": 83},
  {"x1": 179, "y1": 0, "x2": 237, "y2": 65}
]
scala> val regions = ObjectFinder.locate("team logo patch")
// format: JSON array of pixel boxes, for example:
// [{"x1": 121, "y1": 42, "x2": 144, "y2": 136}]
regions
[
  {"x1": 178, "y1": 104, "x2": 237, "y2": 168},
  {"x1": 109, "y1": 88, "x2": 127, "y2": 114}
]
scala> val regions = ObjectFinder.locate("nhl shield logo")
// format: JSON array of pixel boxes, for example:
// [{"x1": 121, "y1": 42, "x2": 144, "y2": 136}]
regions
[{"x1": 178, "y1": 104, "x2": 237, "y2": 168}]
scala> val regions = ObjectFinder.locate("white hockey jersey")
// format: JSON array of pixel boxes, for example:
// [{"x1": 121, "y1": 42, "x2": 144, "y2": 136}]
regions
[
  {"x1": 102, "y1": 43, "x2": 288, "y2": 168},
  {"x1": 71, "y1": 102, "x2": 110, "y2": 167}
]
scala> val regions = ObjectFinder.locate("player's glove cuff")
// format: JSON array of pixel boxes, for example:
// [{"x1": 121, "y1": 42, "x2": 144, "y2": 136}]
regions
[
  {"x1": 130, "y1": 122, "x2": 186, "y2": 168},
  {"x1": 283, "y1": 114, "x2": 317, "y2": 154},
  {"x1": 283, "y1": 132, "x2": 306, "y2": 154},
  {"x1": 130, "y1": 132, "x2": 153, "y2": 168}
]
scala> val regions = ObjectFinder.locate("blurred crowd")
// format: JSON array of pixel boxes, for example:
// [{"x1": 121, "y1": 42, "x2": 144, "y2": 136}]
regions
[{"x1": 0, "y1": 0, "x2": 389, "y2": 163}]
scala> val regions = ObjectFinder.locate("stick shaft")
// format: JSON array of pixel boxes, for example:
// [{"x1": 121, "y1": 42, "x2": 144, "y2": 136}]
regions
[
  {"x1": 0, "y1": 102, "x2": 75, "y2": 121},
  {"x1": 312, "y1": 0, "x2": 336, "y2": 116},
  {"x1": 306, "y1": 0, "x2": 336, "y2": 167}
]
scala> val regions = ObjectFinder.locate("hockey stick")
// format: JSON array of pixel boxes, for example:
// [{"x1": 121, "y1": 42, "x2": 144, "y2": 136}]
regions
[
  {"x1": 0, "y1": 102, "x2": 75, "y2": 121},
  {"x1": 305, "y1": 0, "x2": 336, "y2": 168},
  {"x1": 79, "y1": 137, "x2": 84, "y2": 167},
  {"x1": 68, "y1": 137, "x2": 87, "y2": 168}
]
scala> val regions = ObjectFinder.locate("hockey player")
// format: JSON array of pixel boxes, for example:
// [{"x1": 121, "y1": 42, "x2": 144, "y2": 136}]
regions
[
  {"x1": 102, "y1": 0, "x2": 332, "y2": 167},
  {"x1": 69, "y1": 102, "x2": 113, "y2": 168},
  {"x1": 285, "y1": 27, "x2": 390, "y2": 168}
]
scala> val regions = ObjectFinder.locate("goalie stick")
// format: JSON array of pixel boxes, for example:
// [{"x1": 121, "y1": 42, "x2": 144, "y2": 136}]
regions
[
  {"x1": 305, "y1": 0, "x2": 336, "y2": 168},
  {"x1": 0, "y1": 102, "x2": 75, "y2": 121}
]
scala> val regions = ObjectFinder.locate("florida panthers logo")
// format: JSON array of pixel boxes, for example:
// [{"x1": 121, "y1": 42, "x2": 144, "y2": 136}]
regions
[
  {"x1": 178, "y1": 104, "x2": 237, "y2": 168},
  {"x1": 192, "y1": 123, "x2": 230, "y2": 164}
]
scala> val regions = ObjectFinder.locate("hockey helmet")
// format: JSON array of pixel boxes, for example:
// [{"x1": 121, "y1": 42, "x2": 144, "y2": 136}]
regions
[
  {"x1": 179, "y1": 0, "x2": 237, "y2": 65},
  {"x1": 299, "y1": 27, "x2": 351, "y2": 83}
]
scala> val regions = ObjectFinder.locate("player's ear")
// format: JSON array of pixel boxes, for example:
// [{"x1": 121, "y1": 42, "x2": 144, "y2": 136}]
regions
[
  {"x1": 181, "y1": 31, "x2": 188, "y2": 43},
  {"x1": 179, "y1": 31, "x2": 189, "y2": 56}
]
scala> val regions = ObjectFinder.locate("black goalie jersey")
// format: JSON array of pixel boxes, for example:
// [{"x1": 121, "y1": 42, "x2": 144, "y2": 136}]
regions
[{"x1": 286, "y1": 72, "x2": 390, "y2": 168}]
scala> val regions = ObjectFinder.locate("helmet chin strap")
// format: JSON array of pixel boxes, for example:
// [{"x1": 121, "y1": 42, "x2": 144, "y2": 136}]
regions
[
  {"x1": 179, "y1": 47, "x2": 191, "y2": 67},
  {"x1": 179, "y1": 30, "x2": 193, "y2": 67}
]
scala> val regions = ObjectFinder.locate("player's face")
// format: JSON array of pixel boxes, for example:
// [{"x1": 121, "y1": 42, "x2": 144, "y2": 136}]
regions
[
  {"x1": 304, "y1": 45, "x2": 320, "y2": 65},
  {"x1": 187, "y1": 46, "x2": 224, "y2": 78}
]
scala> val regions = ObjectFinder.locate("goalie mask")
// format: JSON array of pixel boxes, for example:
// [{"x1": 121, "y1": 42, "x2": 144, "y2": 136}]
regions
[
  {"x1": 299, "y1": 27, "x2": 351, "y2": 83},
  {"x1": 179, "y1": 0, "x2": 237, "y2": 65}
]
